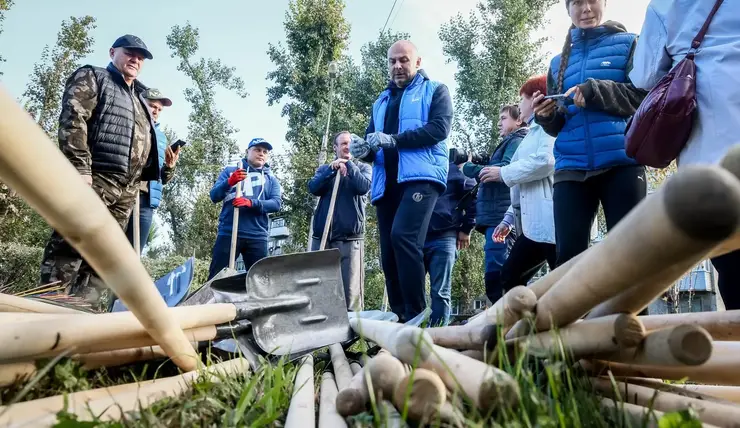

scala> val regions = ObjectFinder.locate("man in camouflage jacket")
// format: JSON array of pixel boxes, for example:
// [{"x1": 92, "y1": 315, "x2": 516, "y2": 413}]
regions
[{"x1": 39, "y1": 34, "x2": 161, "y2": 305}]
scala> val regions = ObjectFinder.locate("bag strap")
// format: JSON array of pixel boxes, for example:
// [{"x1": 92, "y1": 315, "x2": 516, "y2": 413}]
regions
[{"x1": 689, "y1": 0, "x2": 724, "y2": 56}]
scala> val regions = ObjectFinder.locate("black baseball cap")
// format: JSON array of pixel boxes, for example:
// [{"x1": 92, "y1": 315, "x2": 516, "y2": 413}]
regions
[{"x1": 111, "y1": 34, "x2": 153, "y2": 60}]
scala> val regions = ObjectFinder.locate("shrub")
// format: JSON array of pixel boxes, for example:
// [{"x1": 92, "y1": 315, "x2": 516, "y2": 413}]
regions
[{"x1": 0, "y1": 243, "x2": 44, "y2": 294}]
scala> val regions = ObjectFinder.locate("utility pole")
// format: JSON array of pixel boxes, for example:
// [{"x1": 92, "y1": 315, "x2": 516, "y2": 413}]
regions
[{"x1": 306, "y1": 61, "x2": 339, "y2": 251}]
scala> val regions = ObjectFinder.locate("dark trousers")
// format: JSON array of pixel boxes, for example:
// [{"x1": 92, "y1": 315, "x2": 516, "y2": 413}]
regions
[
  {"x1": 483, "y1": 225, "x2": 514, "y2": 304},
  {"x1": 553, "y1": 165, "x2": 646, "y2": 267},
  {"x1": 208, "y1": 234, "x2": 268, "y2": 280},
  {"x1": 376, "y1": 182, "x2": 440, "y2": 322},
  {"x1": 710, "y1": 249, "x2": 740, "y2": 310},
  {"x1": 125, "y1": 192, "x2": 155, "y2": 255},
  {"x1": 500, "y1": 234, "x2": 557, "y2": 292}
]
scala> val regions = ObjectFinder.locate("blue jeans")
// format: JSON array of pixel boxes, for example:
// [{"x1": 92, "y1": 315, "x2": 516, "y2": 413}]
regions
[
  {"x1": 423, "y1": 235, "x2": 457, "y2": 326},
  {"x1": 125, "y1": 192, "x2": 154, "y2": 255},
  {"x1": 207, "y1": 234, "x2": 268, "y2": 280},
  {"x1": 484, "y1": 226, "x2": 511, "y2": 303}
]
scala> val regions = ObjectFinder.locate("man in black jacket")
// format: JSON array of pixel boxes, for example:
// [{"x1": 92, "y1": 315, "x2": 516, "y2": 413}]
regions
[
  {"x1": 39, "y1": 34, "x2": 160, "y2": 305},
  {"x1": 308, "y1": 131, "x2": 372, "y2": 311},
  {"x1": 424, "y1": 160, "x2": 477, "y2": 326}
]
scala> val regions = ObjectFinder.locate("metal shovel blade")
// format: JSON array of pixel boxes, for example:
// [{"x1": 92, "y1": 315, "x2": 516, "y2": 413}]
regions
[{"x1": 246, "y1": 249, "x2": 351, "y2": 356}]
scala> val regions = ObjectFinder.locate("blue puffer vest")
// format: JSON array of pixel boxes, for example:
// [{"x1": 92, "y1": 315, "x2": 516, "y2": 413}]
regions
[
  {"x1": 551, "y1": 24, "x2": 638, "y2": 170},
  {"x1": 147, "y1": 122, "x2": 167, "y2": 208},
  {"x1": 370, "y1": 73, "x2": 449, "y2": 204}
]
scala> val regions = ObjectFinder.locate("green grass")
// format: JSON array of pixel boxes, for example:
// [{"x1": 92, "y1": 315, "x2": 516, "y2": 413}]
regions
[{"x1": 0, "y1": 328, "x2": 704, "y2": 428}]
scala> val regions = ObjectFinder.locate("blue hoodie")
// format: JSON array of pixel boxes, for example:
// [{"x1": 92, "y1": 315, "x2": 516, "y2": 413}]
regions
[{"x1": 210, "y1": 160, "x2": 282, "y2": 241}]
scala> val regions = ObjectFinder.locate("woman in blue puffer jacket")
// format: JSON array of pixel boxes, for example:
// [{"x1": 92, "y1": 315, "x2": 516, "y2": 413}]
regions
[{"x1": 533, "y1": 0, "x2": 648, "y2": 267}]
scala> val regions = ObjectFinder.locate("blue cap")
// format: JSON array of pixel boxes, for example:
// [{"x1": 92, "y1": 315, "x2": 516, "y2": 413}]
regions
[{"x1": 248, "y1": 138, "x2": 273, "y2": 151}]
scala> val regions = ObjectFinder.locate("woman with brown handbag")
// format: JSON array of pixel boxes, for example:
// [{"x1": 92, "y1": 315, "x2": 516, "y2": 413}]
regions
[{"x1": 630, "y1": 0, "x2": 740, "y2": 310}]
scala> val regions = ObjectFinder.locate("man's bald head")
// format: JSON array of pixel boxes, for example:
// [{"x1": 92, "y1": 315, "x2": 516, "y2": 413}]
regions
[{"x1": 387, "y1": 40, "x2": 421, "y2": 88}]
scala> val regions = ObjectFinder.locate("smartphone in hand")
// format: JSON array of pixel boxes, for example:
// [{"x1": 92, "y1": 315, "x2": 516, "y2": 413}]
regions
[
  {"x1": 543, "y1": 94, "x2": 574, "y2": 106},
  {"x1": 170, "y1": 139, "x2": 187, "y2": 151}
]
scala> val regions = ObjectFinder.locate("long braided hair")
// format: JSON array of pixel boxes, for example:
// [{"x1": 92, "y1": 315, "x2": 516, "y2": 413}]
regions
[{"x1": 556, "y1": 24, "x2": 576, "y2": 95}]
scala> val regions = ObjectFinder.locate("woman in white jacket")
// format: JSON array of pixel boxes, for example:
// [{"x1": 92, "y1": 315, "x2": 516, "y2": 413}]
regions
[
  {"x1": 630, "y1": 0, "x2": 740, "y2": 310},
  {"x1": 492, "y1": 75, "x2": 557, "y2": 290}
]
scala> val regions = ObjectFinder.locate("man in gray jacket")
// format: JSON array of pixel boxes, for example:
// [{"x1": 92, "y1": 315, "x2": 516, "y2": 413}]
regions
[{"x1": 308, "y1": 131, "x2": 372, "y2": 311}]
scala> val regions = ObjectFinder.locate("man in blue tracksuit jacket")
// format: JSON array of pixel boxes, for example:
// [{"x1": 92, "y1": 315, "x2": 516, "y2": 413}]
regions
[
  {"x1": 207, "y1": 138, "x2": 282, "y2": 280},
  {"x1": 308, "y1": 131, "x2": 372, "y2": 311},
  {"x1": 424, "y1": 160, "x2": 477, "y2": 326},
  {"x1": 125, "y1": 88, "x2": 179, "y2": 254},
  {"x1": 350, "y1": 40, "x2": 453, "y2": 322}
]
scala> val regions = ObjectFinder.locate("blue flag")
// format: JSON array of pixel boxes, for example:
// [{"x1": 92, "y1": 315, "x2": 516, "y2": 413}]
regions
[{"x1": 111, "y1": 257, "x2": 195, "y2": 312}]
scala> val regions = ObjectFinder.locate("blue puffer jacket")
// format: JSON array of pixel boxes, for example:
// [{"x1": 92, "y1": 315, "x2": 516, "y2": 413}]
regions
[
  {"x1": 370, "y1": 72, "x2": 449, "y2": 203},
  {"x1": 147, "y1": 122, "x2": 167, "y2": 208},
  {"x1": 550, "y1": 24, "x2": 638, "y2": 170}
]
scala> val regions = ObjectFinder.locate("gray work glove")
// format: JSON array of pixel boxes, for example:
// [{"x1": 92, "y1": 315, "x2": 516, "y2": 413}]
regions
[
  {"x1": 367, "y1": 132, "x2": 397, "y2": 150},
  {"x1": 349, "y1": 133, "x2": 376, "y2": 160}
]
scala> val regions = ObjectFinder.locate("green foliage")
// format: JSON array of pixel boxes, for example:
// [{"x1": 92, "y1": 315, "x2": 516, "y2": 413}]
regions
[
  {"x1": 266, "y1": 0, "x2": 351, "y2": 251},
  {"x1": 0, "y1": 243, "x2": 43, "y2": 294},
  {"x1": 0, "y1": 16, "x2": 95, "y2": 251},
  {"x1": 161, "y1": 23, "x2": 248, "y2": 257},
  {"x1": 22, "y1": 15, "x2": 97, "y2": 136},
  {"x1": 439, "y1": 0, "x2": 557, "y2": 151},
  {"x1": 0, "y1": 0, "x2": 13, "y2": 74}
]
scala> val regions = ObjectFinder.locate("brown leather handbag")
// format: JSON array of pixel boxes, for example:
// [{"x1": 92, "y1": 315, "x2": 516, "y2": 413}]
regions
[{"x1": 625, "y1": 0, "x2": 724, "y2": 168}]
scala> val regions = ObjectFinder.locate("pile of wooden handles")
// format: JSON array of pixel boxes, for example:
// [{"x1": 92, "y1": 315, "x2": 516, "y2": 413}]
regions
[{"x1": 420, "y1": 146, "x2": 740, "y2": 427}]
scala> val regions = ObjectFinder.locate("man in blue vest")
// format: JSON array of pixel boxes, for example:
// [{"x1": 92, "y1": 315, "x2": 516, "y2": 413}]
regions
[
  {"x1": 350, "y1": 40, "x2": 453, "y2": 322},
  {"x1": 125, "y1": 88, "x2": 179, "y2": 253}
]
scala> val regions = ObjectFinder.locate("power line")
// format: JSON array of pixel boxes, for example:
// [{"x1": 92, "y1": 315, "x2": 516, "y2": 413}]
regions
[
  {"x1": 380, "y1": 0, "x2": 399, "y2": 34},
  {"x1": 387, "y1": 0, "x2": 405, "y2": 31}
]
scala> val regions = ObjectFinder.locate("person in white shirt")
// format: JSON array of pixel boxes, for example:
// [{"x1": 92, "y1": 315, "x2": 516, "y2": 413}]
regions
[{"x1": 630, "y1": 0, "x2": 740, "y2": 310}]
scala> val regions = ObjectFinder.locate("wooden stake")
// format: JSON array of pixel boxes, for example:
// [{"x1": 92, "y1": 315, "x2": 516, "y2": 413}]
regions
[
  {"x1": 639, "y1": 310, "x2": 740, "y2": 341},
  {"x1": 594, "y1": 324, "x2": 713, "y2": 367}
]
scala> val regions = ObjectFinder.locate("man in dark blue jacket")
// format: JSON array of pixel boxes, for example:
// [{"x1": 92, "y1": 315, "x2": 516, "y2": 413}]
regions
[
  {"x1": 308, "y1": 131, "x2": 372, "y2": 311},
  {"x1": 424, "y1": 160, "x2": 477, "y2": 326},
  {"x1": 350, "y1": 40, "x2": 453, "y2": 322},
  {"x1": 207, "y1": 138, "x2": 282, "y2": 280}
]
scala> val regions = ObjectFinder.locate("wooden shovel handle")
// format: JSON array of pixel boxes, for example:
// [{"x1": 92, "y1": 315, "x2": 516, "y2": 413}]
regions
[
  {"x1": 329, "y1": 343, "x2": 353, "y2": 391},
  {"x1": 229, "y1": 160, "x2": 242, "y2": 270},
  {"x1": 594, "y1": 324, "x2": 713, "y2": 367},
  {"x1": 510, "y1": 313, "x2": 646, "y2": 360},
  {"x1": 393, "y1": 368, "x2": 447, "y2": 423},
  {"x1": 529, "y1": 166, "x2": 740, "y2": 333},
  {"x1": 589, "y1": 341, "x2": 740, "y2": 385},
  {"x1": 0, "y1": 362, "x2": 36, "y2": 388},
  {"x1": 591, "y1": 377, "x2": 740, "y2": 428},
  {"x1": 336, "y1": 365, "x2": 370, "y2": 416},
  {"x1": 319, "y1": 371, "x2": 347, "y2": 428},
  {"x1": 26, "y1": 358, "x2": 250, "y2": 425},
  {"x1": 319, "y1": 172, "x2": 341, "y2": 251},
  {"x1": 639, "y1": 310, "x2": 740, "y2": 341},
  {"x1": 0, "y1": 86, "x2": 198, "y2": 371},
  {"x1": 0, "y1": 304, "x2": 236, "y2": 362},
  {"x1": 0, "y1": 293, "x2": 86, "y2": 314},
  {"x1": 425, "y1": 324, "x2": 495, "y2": 350}
]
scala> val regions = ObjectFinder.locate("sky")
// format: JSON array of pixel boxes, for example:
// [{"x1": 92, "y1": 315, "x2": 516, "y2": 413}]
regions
[
  {"x1": 0, "y1": 0, "x2": 652, "y2": 158},
  {"x1": 0, "y1": 0, "x2": 651, "y2": 251}
]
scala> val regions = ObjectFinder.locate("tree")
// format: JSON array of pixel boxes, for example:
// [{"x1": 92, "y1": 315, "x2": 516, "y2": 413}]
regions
[
  {"x1": 22, "y1": 15, "x2": 96, "y2": 137},
  {"x1": 439, "y1": 0, "x2": 557, "y2": 311},
  {"x1": 265, "y1": 0, "x2": 351, "y2": 251},
  {"x1": 1, "y1": 14, "x2": 96, "y2": 249},
  {"x1": 0, "y1": 0, "x2": 13, "y2": 75},
  {"x1": 161, "y1": 23, "x2": 248, "y2": 258},
  {"x1": 439, "y1": 0, "x2": 557, "y2": 152}
]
